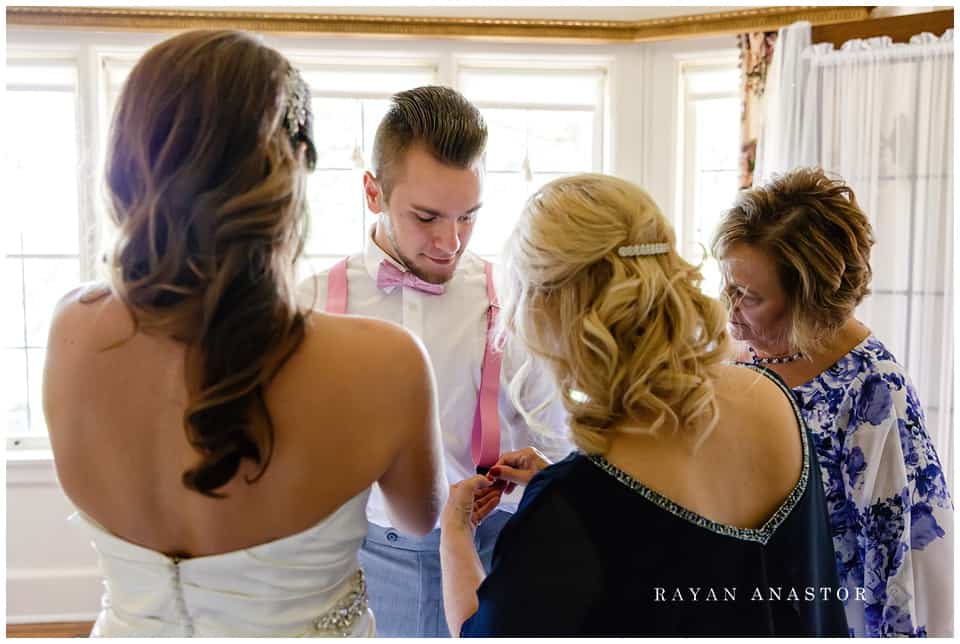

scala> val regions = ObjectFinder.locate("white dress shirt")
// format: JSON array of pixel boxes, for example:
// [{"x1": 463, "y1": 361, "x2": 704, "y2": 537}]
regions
[{"x1": 297, "y1": 232, "x2": 573, "y2": 529}]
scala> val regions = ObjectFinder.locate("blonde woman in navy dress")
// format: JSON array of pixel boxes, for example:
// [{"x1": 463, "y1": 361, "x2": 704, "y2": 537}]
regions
[{"x1": 438, "y1": 174, "x2": 849, "y2": 636}]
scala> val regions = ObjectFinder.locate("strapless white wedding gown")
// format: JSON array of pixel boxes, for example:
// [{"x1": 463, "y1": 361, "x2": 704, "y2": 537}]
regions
[{"x1": 71, "y1": 489, "x2": 374, "y2": 637}]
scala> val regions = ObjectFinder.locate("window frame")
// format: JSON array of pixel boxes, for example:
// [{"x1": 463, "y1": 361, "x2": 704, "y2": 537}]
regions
[
  {"x1": 673, "y1": 53, "x2": 740, "y2": 299},
  {"x1": 5, "y1": 36, "x2": 612, "y2": 451},
  {"x1": 455, "y1": 57, "x2": 609, "y2": 259},
  {"x1": 5, "y1": 53, "x2": 89, "y2": 451}
]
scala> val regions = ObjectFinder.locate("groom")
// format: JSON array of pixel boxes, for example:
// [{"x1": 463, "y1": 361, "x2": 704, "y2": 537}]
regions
[{"x1": 298, "y1": 85, "x2": 571, "y2": 637}]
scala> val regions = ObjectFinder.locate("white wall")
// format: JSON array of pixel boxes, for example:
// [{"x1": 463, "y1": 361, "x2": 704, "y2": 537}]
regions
[
  {"x1": 4, "y1": 26, "x2": 737, "y2": 622},
  {"x1": 6, "y1": 456, "x2": 103, "y2": 623}
]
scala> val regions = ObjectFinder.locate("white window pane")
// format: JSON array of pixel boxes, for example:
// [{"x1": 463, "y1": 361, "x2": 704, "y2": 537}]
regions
[
  {"x1": 102, "y1": 58, "x2": 136, "y2": 96},
  {"x1": 3, "y1": 91, "x2": 79, "y2": 254},
  {"x1": 27, "y1": 348, "x2": 48, "y2": 435},
  {"x1": 4, "y1": 258, "x2": 26, "y2": 348},
  {"x1": 686, "y1": 67, "x2": 740, "y2": 95},
  {"x1": 695, "y1": 98, "x2": 740, "y2": 170},
  {"x1": 23, "y1": 259, "x2": 81, "y2": 347},
  {"x1": 313, "y1": 98, "x2": 363, "y2": 168},
  {"x1": 459, "y1": 67, "x2": 602, "y2": 106},
  {"x1": 481, "y1": 108, "x2": 527, "y2": 172},
  {"x1": 694, "y1": 170, "x2": 738, "y2": 250},
  {"x1": 361, "y1": 99, "x2": 392, "y2": 171},
  {"x1": 473, "y1": 173, "x2": 527, "y2": 257},
  {"x1": 305, "y1": 170, "x2": 365, "y2": 255},
  {"x1": 530, "y1": 172, "x2": 574, "y2": 194},
  {"x1": 527, "y1": 110, "x2": 594, "y2": 173},
  {"x1": 7, "y1": 61, "x2": 77, "y2": 88},
  {"x1": 6, "y1": 349, "x2": 30, "y2": 435},
  {"x1": 699, "y1": 257, "x2": 723, "y2": 299},
  {"x1": 301, "y1": 65, "x2": 435, "y2": 95}
]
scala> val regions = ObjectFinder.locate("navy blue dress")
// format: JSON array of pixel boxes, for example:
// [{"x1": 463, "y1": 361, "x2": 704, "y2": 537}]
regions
[{"x1": 461, "y1": 366, "x2": 849, "y2": 637}]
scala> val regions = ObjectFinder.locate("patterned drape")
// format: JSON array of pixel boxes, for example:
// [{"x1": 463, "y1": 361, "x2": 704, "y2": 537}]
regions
[{"x1": 738, "y1": 31, "x2": 778, "y2": 189}]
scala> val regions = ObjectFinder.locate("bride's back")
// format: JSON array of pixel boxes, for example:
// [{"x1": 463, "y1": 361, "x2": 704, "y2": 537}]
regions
[
  {"x1": 43, "y1": 29, "x2": 443, "y2": 563},
  {"x1": 45, "y1": 290, "x2": 434, "y2": 558}
]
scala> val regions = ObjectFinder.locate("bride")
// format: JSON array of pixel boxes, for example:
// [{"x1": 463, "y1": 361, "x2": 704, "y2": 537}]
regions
[{"x1": 42, "y1": 29, "x2": 446, "y2": 637}]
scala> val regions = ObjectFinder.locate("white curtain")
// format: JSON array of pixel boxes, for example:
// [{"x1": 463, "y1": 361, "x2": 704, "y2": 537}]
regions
[{"x1": 757, "y1": 25, "x2": 954, "y2": 477}]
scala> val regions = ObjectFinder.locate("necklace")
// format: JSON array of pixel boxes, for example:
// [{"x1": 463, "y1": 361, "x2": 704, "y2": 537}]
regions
[{"x1": 748, "y1": 345, "x2": 804, "y2": 365}]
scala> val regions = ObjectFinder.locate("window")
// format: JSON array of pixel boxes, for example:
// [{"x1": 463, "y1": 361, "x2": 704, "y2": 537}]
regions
[
  {"x1": 294, "y1": 60, "x2": 437, "y2": 278},
  {"x1": 676, "y1": 60, "x2": 740, "y2": 297},
  {"x1": 458, "y1": 63, "x2": 606, "y2": 258},
  {"x1": 4, "y1": 38, "x2": 611, "y2": 449},
  {"x1": 5, "y1": 58, "x2": 85, "y2": 448}
]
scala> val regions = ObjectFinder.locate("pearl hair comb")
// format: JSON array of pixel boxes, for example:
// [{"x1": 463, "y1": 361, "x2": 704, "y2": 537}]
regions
[{"x1": 617, "y1": 243, "x2": 671, "y2": 257}]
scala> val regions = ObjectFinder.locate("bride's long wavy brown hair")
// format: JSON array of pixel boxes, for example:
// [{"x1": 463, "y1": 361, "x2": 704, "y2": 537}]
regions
[{"x1": 93, "y1": 30, "x2": 317, "y2": 496}]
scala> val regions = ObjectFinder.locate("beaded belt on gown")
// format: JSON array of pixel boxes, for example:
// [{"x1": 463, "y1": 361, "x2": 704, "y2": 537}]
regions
[{"x1": 312, "y1": 569, "x2": 369, "y2": 636}]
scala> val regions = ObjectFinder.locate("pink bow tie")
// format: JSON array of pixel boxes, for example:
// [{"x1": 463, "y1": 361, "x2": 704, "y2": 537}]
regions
[{"x1": 376, "y1": 260, "x2": 445, "y2": 295}]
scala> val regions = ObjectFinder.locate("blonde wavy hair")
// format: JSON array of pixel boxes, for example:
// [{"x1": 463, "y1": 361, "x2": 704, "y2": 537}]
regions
[
  {"x1": 86, "y1": 30, "x2": 317, "y2": 496},
  {"x1": 499, "y1": 174, "x2": 731, "y2": 454}
]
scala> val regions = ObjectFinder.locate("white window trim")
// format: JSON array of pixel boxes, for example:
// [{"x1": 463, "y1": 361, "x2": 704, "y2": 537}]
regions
[
  {"x1": 675, "y1": 52, "x2": 740, "y2": 261},
  {"x1": 6, "y1": 30, "x2": 619, "y2": 452}
]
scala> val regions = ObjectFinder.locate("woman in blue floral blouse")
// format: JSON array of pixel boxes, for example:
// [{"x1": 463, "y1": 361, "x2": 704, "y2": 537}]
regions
[{"x1": 712, "y1": 167, "x2": 953, "y2": 637}]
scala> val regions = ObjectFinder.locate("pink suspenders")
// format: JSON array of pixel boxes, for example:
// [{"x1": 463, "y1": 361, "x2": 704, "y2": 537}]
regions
[
  {"x1": 471, "y1": 262, "x2": 502, "y2": 470},
  {"x1": 325, "y1": 258, "x2": 349, "y2": 315},
  {"x1": 324, "y1": 258, "x2": 502, "y2": 470}
]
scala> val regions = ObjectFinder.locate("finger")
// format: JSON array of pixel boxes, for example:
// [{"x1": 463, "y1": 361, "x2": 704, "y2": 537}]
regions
[
  {"x1": 450, "y1": 481, "x2": 487, "y2": 510},
  {"x1": 493, "y1": 450, "x2": 526, "y2": 470},
  {"x1": 473, "y1": 492, "x2": 503, "y2": 524},
  {"x1": 504, "y1": 482, "x2": 517, "y2": 495},
  {"x1": 485, "y1": 477, "x2": 508, "y2": 492},
  {"x1": 473, "y1": 487, "x2": 501, "y2": 506},
  {"x1": 453, "y1": 475, "x2": 493, "y2": 498},
  {"x1": 472, "y1": 488, "x2": 501, "y2": 505},
  {"x1": 490, "y1": 464, "x2": 532, "y2": 485},
  {"x1": 469, "y1": 474, "x2": 494, "y2": 490},
  {"x1": 476, "y1": 488, "x2": 503, "y2": 505},
  {"x1": 473, "y1": 487, "x2": 502, "y2": 506}
]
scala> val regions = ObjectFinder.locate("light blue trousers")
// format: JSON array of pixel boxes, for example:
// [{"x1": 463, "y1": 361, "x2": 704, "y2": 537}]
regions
[{"x1": 359, "y1": 510, "x2": 512, "y2": 637}]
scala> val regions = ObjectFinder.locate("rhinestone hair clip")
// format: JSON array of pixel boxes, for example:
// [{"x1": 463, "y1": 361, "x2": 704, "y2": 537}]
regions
[
  {"x1": 283, "y1": 67, "x2": 309, "y2": 140},
  {"x1": 617, "y1": 242, "x2": 671, "y2": 257}
]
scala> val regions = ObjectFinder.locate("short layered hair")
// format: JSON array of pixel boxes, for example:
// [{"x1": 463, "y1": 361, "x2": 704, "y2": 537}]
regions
[
  {"x1": 712, "y1": 167, "x2": 874, "y2": 356},
  {"x1": 371, "y1": 85, "x2": 487, "y2": 201}
]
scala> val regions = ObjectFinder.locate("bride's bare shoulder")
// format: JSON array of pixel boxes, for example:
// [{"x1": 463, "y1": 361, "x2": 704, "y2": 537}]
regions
[
  {"x1": 48, "y1": 283, "x2": 134, "y2": 346},
  {"x1": 298, "y1": 311, "x2": 431, "y2": 389}
]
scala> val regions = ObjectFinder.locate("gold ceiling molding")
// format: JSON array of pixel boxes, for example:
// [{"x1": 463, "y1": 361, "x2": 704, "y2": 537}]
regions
[{"x1": 7, "y1": 6, "x2": 873, "y2": 43}]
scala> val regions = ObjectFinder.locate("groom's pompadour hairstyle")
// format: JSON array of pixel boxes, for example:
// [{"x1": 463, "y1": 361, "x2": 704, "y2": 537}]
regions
[{"x1": 371, "y1": 85, "x2": 487, "y2": 202}]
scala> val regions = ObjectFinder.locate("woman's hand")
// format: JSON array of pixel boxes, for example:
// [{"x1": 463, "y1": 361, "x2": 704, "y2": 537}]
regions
[
  {"x1": 466, "y1": 447, "x2": 556, "y2": 525},
  {"x1": 489, "y1": 447, "x2": 552, "y2": 494},
  {"x1": 441, "y1": 475, "x2": 493, "y2": 533},
  {"x1": 440, "y1": 477, "x2": 491, "y2": 637}
]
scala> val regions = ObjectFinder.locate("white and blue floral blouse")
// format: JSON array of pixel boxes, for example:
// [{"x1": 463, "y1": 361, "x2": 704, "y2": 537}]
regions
[{"x1": 793, "y1": 335, "x2": 953, "y2": 637}]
